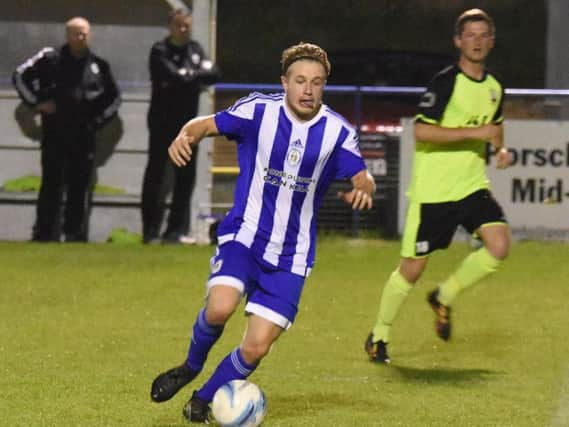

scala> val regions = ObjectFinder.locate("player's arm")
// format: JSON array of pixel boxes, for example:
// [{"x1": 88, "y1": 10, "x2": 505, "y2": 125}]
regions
[
  {"x1": 491, "y1": 124, "x2": 511, "y2": 169},
  {"x1": 416, "y1": 122, "x2": 510, "y2": 169},
  {"x1": 489, "y1": 84, "x2": 510, "y2": 169},
  {"x1": 414, "y1": 121, "x2": 502, "y2": 145},
  {"x1": 169, "y1": 115, "x2": 220, "y2": 167},
  {"x1": 338, "y1": 169, "x2": 376, "y2": 210},
  {"x1": 414, "y1": 66, "x2": 503, "y2": 146}
]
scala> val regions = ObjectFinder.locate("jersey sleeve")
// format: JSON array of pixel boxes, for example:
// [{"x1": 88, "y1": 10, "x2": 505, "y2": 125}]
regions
[
  {"x1": 414, "y1": 67, "x2": 456, "y2": 125},
  {"x1": 12, "y1": 47, "x2": 56, "y2": 106},
  {"x1": 214, "y1": 93, "x2": 259, "y2": 142},
  {"x1": 333, "y1": 128, "x2": 367, "y2": 179},
  {"x1": 491, "y1": 85, "x2": 505, "y2": 124}
]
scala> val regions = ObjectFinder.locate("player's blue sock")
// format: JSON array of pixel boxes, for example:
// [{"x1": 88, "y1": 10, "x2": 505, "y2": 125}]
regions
[
  {"x1": 196, "y1": 348, "x2": 258, "y2": 402},
  {"x1": 185, "y1": 308, "x2": 224, "y2": 372}
]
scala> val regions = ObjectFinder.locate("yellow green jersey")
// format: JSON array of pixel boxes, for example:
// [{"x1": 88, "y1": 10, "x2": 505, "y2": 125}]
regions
[{"x1": 409, "y1": 64, "x2": 504, "y2": 203}]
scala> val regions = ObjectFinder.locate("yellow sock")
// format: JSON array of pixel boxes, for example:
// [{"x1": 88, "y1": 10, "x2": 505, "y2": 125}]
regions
[
  {"x1": 371, "y1": 269, "x2": 412, "y2": 343},
  {"x1": 438, "y1": 247, "x2": 501, "y2": 306}
]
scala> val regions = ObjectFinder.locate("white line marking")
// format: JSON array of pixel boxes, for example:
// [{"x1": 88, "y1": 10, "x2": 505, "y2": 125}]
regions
[{"x1": 551, "y1": 366, "x2": 569, "y2": 427}]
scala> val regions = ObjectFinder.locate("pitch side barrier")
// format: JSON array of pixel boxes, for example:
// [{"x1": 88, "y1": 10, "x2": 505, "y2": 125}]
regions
[{"x1": 2, "y1": 86, "x2": 569, "y2": 241}]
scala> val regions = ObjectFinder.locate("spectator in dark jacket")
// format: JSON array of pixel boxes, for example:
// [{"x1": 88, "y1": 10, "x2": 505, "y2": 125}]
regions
[
  {"x1": 12, "y1": 16, "x2": 121, "y2": 242},
  {"x1": 141, "y1": 7, "x2": 221, "y2": 244}
]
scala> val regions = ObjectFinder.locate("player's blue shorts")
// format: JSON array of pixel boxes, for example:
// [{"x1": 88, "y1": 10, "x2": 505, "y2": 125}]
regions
[{"x1": 206, "y1": 240, "x2": 306, "y2": 329}]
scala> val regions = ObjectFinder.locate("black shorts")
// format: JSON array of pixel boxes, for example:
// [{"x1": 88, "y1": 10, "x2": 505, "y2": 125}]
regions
[{"x1": 401, "y1": 189, "x2": 507, "y2": 257}]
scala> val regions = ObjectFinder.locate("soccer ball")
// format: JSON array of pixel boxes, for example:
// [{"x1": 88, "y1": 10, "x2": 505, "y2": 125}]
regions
[{"x1": 212, "y1": 380, "x2": 267, "y2": 427}]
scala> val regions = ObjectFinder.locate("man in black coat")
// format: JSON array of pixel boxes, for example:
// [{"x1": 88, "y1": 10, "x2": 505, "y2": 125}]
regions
[
  {"x1": 141, "y1": 7, "x2": 221, "y2": 244},
  {"x1": 13, "y1": 17, "x2": 121, "y2": 242}
]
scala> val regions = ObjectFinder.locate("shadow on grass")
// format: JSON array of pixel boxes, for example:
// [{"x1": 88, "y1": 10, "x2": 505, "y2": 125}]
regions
[
  {"x1": 390, "y1": 365, "x2": 500, "y2": 385},
  {"x1": 269, "y1": 391, "x2": 379, "y2": 421}
]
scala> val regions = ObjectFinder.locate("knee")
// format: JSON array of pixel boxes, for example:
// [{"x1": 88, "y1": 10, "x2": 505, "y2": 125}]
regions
[
  {"x1": 486, "y1": 238, "x2": 510, "y2": 261},
  {"x1": 401, "y1": 269, "x2": 422, "y2": 284},
  {"x1": 240, "y1": 340, "x2": 271, "y2": 364},
  {"x1": 205, "y1": 303, "x2": 235, "y2": 326},
  {"x1": 399, "y1": 258, "x2": 427, "y2": 284}
]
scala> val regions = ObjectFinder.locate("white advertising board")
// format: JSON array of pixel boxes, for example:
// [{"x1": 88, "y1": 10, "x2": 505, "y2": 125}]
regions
[{"x1": 487, "y1": 120, "x2": 569, "y2": 231}]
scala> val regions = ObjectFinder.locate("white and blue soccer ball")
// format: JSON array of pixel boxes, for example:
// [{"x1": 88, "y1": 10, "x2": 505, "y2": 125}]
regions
[{"x1": 212, "y1": 380, "x2": 267, "y2": 427}]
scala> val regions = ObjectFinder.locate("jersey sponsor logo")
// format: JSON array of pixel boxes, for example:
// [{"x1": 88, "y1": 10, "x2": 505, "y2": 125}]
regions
[
  {"x1": 418, "y1": 91, "x2": 436, "y2": 108},
  {"x1": 465, "y1": 115, "x2": 489, "y2": 126},
  {"x1": 264, "y1": 167, "x2": 287, "y2": 187},
  {"x1": 415, "y1": 241, "x2": 429, "y2": 254},
  {"x1": 263, "y1": 167, "x2": 314, "y2": 192}
]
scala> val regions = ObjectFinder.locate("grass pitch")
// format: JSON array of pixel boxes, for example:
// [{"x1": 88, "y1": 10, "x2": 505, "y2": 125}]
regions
[{"x1": 1, "y1": 238, "x2": 568, "y2": 426}]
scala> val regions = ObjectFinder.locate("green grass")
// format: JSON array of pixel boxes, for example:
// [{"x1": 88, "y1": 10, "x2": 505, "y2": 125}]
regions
[
  {"x1": 106, "y1": 228, "x2": 143, "y2": 244},
  {"x1": 1, "y1": 175, "x2": 125, "y2": 195},
  {"x1": 1, "y1": 175, "x2": 41, "y2": 192},
  {"x1": 0, "y1": 239, "x2": 567, "y2": 426}
]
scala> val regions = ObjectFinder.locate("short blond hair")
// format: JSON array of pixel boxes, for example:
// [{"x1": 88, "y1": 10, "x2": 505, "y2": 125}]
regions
[
  {"x1": 281, "y1": 42, "x2": 331, "y2": 77},
  {"x1": 455, "y1": 8, "x2": 495, "y2": 36}
]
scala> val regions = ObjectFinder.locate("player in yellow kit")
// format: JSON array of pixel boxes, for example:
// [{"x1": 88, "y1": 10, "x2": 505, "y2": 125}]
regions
[{"x1": 365, "y1": 9, "x2": 512, "y2": 363}]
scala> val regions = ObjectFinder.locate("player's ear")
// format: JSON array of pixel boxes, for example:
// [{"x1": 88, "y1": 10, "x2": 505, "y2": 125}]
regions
[
  {"x1": 280, "y1": 74, "x2": 288, "y2": 89},
  {"x1": 453, "y1": 35, "x2": 461, "y2": 50}
]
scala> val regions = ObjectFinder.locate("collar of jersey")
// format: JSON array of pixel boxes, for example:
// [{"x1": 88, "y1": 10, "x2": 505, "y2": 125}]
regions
[{"x1": 456, "y1": 64, "x2": 488, "y2": 83}]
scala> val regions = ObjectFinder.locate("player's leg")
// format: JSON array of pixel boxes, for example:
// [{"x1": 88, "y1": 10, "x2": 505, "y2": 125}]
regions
[
  {"x1": 437, "y1": 190, "x2": 508, "y2": 306},
  {"x1": 151, "y1": 285, "x2": 241, "y2": 403},
  {"x1": 366, "y1": 199, "x2": 456, "y2": 363},
  {"x1": 151, "y1": 241, "x2": 251, "y2": 403},
  {"x1": 184, "y1": 267, "x2": 304, "y2": 422},
  {"x1": 185, "y1": 315, "x2": 283, "y2": 422},
  {"x1": 366, "y1": 256, "x2": 427, "y2": 363},
  {"x1": 436, "y1": 223, "x2": 508, "y2": 304},
  {"x1": 478, "y1": 223, "x2": 510, "y2": 260},
  {"x1": 433, "y1": 190, "x2": 509, "y2": 338}
]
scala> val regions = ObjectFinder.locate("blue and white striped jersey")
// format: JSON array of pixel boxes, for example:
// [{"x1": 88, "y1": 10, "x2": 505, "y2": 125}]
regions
[{"x1": 214, "y1": 92, "x2": 366, "y2": 276}]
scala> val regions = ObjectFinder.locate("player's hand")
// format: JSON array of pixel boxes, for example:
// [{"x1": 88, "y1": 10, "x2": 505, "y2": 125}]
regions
[
  {"x1": 337, "y1": 189, "x2": 373, "y2": 210},
  {"x1": 496, "y1": 147, "x2": 511, "y2": 169},
  {"x1": 168, "y1": 133, "x2": 195, "y2": 166}
]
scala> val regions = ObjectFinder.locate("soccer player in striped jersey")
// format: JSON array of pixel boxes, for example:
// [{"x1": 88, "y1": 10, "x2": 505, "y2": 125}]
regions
[
  {"x1": 365, "y1": 9, "x2": 512, "y2": 364},
  {"x1": 150, "y1": 42, "x2": 376, "y2": 422}
]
